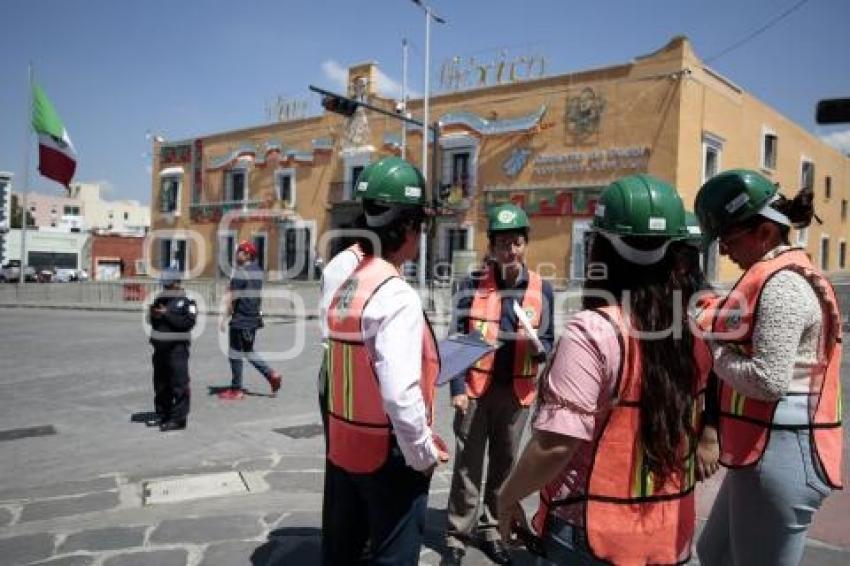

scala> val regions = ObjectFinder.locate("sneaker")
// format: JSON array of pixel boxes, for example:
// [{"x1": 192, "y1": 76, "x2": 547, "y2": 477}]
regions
[
  {"x1": 268, "y1": 371, "x2": 282, "y2": 396},
  {"x1": 218, "y1": 388, "x2": 245, "y2": 400}
]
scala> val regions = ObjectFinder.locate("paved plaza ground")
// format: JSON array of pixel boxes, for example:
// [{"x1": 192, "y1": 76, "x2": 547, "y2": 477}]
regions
[{"x1": 0, "y1": 308, "x2": 847, "y2": 565}]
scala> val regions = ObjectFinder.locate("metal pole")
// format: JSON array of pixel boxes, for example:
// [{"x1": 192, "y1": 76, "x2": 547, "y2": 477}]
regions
[
  {"x1": 417, "y1": 8, "x2": 431, "y2": 290},
  {"x1": 19, "y1": 63, "x2": 33, "y2": 285},
  {"x1": 401, "y1": 38, "x2": 408, "y2": 160}
]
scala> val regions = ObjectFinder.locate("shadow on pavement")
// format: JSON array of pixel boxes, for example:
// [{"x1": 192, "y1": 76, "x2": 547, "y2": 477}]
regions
[{"x1": 251, "y1": 527, "x2": 322, "y2": 565}]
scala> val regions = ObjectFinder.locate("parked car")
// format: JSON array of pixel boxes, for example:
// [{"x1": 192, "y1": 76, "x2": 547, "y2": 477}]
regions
[
  {"x1": 0, "y1": 260, "x2": 37, "y2": 282},
  {"x1": 53, "y1": 268, "x2": 89, "y2": 282}
]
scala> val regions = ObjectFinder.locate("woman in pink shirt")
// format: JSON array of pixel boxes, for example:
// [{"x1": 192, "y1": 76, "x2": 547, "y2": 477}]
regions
[{"x1": 497, "y1": 175, "x2": 719, "y2": 565}]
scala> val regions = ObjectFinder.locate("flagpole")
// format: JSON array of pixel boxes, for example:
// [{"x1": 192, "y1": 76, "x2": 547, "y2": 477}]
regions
[{"x1": 19, "y1": 63, "x2": 33, "y2": 285}]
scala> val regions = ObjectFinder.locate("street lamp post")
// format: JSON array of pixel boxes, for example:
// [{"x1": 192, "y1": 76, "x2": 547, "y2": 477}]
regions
[{"x1": 410, "y1": 0, "x2": 445, "y2": 291}]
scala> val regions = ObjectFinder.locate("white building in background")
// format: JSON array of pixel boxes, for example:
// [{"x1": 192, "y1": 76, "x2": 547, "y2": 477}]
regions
[
  {"x1": 69, "y1": 182, "x2": 150, "y2": 235},
  {"x1": 4, "y1": 229, "x2": 91, "y2": 272}
]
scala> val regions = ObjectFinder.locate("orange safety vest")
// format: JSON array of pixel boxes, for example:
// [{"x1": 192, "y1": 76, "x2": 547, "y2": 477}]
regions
[
  {"x1": 325, "y1": 256, "x2": 441, "y2": 474},
  {"x1": 465, "y1": 267, "x2": 543, "y2": 406},
  {"x1": 534, "y1": 306, "x2": 711, "y2": 565},
  {"x1": 707, "y1": 248, "x2": 843, "y2": 488}
]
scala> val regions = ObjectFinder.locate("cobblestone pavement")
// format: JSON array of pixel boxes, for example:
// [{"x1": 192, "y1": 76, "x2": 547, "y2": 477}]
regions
[{"x1": 0, "y1": 309, "x2": 847, "y2": 565}]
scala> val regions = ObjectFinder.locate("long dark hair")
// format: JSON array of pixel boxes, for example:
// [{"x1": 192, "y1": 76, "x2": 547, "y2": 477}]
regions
[
  {"x1": 583, "y1": 234, "x2": 700, "y2": 481},
  {"x1": 729, "y1": 186, "x2": 817, "y2": 244}
]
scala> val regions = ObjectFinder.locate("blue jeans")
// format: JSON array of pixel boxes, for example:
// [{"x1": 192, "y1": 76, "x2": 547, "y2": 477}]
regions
[
  {"x1": 228, "y1": 327, "x2": 272, "y2": 389},
  {"x1": 697, "y1": 428, "x2": 832, "y2": 565},
  {"x1": 535, "y1": 515, "x2": 608, "y2": 566}
]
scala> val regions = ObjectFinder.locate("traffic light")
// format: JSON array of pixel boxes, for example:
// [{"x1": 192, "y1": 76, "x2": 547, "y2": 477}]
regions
[{"x1": 322, "y1": 94, "x2": 359, "y2": 117}]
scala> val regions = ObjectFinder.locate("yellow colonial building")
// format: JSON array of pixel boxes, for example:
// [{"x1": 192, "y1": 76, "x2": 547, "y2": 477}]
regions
[{"x1": 149, "y1": 36, "x2": 850, "y2": 284}]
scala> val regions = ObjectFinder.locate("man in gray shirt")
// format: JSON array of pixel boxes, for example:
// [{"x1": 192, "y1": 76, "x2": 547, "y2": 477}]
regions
[{"x1": 219, "y1": 240, "x2": 282, "y2": 400}]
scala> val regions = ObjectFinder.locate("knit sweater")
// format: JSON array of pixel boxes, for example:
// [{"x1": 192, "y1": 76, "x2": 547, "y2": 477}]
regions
[{"x1": 711, "y1": 246, "x2": 823, "y2": 401}]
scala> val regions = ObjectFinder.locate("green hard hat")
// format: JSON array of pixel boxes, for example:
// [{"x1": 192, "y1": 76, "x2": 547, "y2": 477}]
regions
[
  {"x1": 685, "y1": 211, "x2": 702, "y2": 244},
  {"x1": 354, "y1": 156, "x2": 427, "y2": 208},
  {"x1": 488, "y1": 203, "x2": 530, "y2": 233},
  {"x1": 593, "y1": 174, "x2": 688, "y2": 238},
  {"x1": 694, "y1": 169, "x2": 777, "y2": 243}
]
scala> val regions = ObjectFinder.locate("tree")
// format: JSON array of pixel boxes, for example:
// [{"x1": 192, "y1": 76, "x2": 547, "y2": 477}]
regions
[{"x1": 10, "y1": 194, "x2": 35, "y2": 229}]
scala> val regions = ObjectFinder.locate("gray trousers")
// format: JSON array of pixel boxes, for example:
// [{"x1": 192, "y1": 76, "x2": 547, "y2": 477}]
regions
[
  {"x1": 697, "y1": 428, "x2": 832, "y2": 566},
  {"x1": 446, "y1": 381, "x2": 530, "y2": 546}
]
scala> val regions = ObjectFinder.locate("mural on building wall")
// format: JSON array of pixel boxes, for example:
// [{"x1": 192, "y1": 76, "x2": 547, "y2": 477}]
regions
[
  {"x1": 484, "y1": 187, "x2": 600, "y2": 217},
  {"x1": 207, "y1": 138, "x2": 332, "y2": 170},
  {"x1": 502, "y1": 147, "x2": 533, "y2": 177},
  {"x1": 565, "y1": 87, "x2": 605, "y2": 142},
  {"x1": 438, "y1": 48, "x2": 546, "y2": 93}
]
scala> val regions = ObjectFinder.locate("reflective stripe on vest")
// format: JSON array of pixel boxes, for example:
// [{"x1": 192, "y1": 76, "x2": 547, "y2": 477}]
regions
[
  {"x1": 326, "y1": 256, "x2": 440, "y2": 474},
  {"x1": 709, "y1": 248, "x2": 843, "y2": 488},
  {"x1": 465, "y1": 268, "x2": 543, "y2": 406},
  {"x1": 533, "y1": 306, "x2": 711, "y2": 565}
]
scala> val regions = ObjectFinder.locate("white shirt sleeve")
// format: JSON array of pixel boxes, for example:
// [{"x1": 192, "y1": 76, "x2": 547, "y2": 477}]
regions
[
  {"x1": 712, "y1": 270, "x2": 822, "y2": 400},
  {"x1": 319, "y1": 250, "x2": 361, "y2": 340},
  {"x1": 362, "y1": 277, "x2": 439, "y2": 472}
]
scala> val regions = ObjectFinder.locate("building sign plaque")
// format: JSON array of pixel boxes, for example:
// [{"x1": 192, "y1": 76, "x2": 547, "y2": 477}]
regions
[{"x1": 533, "y1": 146, "x2": 650, "y2": 176}]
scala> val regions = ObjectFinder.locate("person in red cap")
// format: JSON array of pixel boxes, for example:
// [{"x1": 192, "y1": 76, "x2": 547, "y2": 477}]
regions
[{"x1": 218, "y1": 240, "x2": 282, "y2": 399}]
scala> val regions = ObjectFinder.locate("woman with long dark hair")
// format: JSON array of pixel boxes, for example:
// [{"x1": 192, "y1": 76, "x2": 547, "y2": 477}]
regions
[
  {"x1": 497, "y1": 175, "x2": 715, "y2": 564},
  {"x1": 694, "y1": 170, "x2": 843, "y2": 565}
]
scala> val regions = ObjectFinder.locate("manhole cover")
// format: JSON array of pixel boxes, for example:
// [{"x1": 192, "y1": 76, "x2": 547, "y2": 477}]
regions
[
  {"x1": 0, "y1": 425, "x2": 57, "y2": 442},
  {"x1": 273, "y1": 424, "x2": 324, "y2": 439},
  {"x1": 142, "y1": 471, "x2": 249, "y2": 505}
]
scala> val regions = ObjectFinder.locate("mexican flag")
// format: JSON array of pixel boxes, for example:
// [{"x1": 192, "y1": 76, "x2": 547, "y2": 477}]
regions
[{"x1": 32, "y1": 83, "x2": 77, "y2": 188}]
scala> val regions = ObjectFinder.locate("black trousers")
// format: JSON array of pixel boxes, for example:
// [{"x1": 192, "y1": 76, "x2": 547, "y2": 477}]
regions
[
  {"x1": 152, "y1": 343, "x2": 190, "y2": 421},
  {"x1": 322, "y1": 444, "x2": 432, "y2": 566}
]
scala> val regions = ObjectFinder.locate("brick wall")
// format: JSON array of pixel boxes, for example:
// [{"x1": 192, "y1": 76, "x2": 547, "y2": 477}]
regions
[{"x1": 90, "y1": 234, "x2": 145, "y2": 279}]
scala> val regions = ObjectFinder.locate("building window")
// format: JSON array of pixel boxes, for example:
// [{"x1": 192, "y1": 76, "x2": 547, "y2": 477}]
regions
[
  {"x1": 842, "y1": 199, "x2": 848, "y2": 222},
  {"x1": 801, "y1": 159, "x2": 815, "y2": 191},
  {"x1": 702, "y1": 133, "x2": 724, "y2": 183},
  {"x1": 160, "y1": 238, "x2": 187, "y2": 272},
  {"x1": 825, "y1": 176, "x2": 832, "y2": 199},
  {"x1": 762, "y1": 130, "x2": 778, "y2": 170},
  {"x1": 796, "y1": 227, "x2": 809, "y2": 247},
  {"x1": 820, "y1": 235, "x2": 830, "y2": 271},
  {"x1": 343, "y1": 153, "x2": 372, "y2": 201},
  {"x1": 123, "y1": 211, "x2": 129, "y2": 221},
  {"x1": 108, "y1": 211, "x2": 114, "y2": 219},
  {"x1": 63, "y1": 205, "x2": 80, "y2": 215},
  {"x1": 350, "y1": 165, "x2": 364, "y2": 199},
  {"x1": 252, "y1": 234, "x2": 267, "y2": 271},
  {"x1": 276, "y1": 169, "x2": 296, "y2": 208},
  {"x1": 218, "y1": 233, "x2": 236, "y2": 276},
  {"x1": 839, "y1": 241, "x2": 846, "y2": 270},
  {"x1": 160, "y1": 175, "x2": 181, "y2": 214},
  {"x1": 441, "y1": 144, "x2": 476, "y2": 205},
  {"x1": 224, "y1": 168, "x2": 247, "y2": 202},
  {"x1": 50, "y1": 222, "x2": 56, "y2": 227}
]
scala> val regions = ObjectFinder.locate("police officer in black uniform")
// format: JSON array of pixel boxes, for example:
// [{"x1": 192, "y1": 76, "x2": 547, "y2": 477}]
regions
[{"x1": 148, "y1": 268, "x2": 197, "y2": 432}]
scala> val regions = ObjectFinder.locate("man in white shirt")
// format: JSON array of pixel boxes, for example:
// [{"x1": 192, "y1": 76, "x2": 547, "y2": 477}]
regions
[{"x1": 322, "y1": 157, "x2": 447, "y2": 565}]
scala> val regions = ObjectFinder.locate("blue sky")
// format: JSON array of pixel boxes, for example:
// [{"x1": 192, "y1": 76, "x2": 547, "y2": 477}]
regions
[{"x1": 2, "y1": 0, "x2": 849, "y2": 204}]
